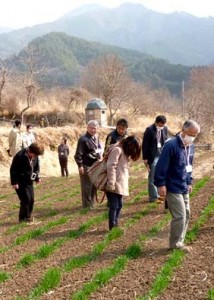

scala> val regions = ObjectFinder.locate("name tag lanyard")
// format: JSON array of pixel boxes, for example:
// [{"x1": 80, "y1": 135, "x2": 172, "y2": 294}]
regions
[
  {"x1": 157, "y1": 130, "x2": 162, "y2": 148},
  {"x1": 185, "y1": 146, "x2": 192, "y2": 172}
]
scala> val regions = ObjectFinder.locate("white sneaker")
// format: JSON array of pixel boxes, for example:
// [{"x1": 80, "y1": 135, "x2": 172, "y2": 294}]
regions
[{"x1": 26, "y1": 218, "x2": 41, "y2": 225}]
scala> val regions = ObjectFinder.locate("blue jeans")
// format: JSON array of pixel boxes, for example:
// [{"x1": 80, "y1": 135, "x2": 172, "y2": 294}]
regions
[
  {"x1": 106, "y1": 192, "x2": 123, "y2": 230},
  {"x1": 148, "y1": 156, "x2": 159, "y2": 202}
]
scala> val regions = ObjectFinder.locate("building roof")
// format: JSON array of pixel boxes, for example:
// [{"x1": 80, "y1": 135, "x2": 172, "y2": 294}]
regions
[{"x1": 85, "y1": 98, "x2": 107, "y2": 110}]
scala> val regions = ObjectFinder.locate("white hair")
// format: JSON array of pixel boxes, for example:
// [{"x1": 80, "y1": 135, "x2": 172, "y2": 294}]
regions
[
  {"x1": 182, "y1": 120, "x2": 200, "y2": 133},
  {"x1": 87, "y1": 120, "x2": 99, "y2": 127}
]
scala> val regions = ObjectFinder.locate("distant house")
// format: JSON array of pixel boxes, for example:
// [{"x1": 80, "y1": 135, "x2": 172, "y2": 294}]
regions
[{"x1": 85, "y1": 98, "x2": 107, "y2": 127}]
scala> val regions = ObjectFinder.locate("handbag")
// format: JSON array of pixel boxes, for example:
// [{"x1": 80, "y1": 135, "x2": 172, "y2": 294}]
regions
[
  {"x1": 87, "y1": 158, "x2": 107, "y2": 192},
  {"x1": 87, "y1": 144, "x2": 120, "y2": 203}
]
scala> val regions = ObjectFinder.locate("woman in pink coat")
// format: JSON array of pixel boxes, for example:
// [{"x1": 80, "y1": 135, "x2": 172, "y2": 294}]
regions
[{"x1": 106, "y1": 135, "x2": 141, "y2": 230}]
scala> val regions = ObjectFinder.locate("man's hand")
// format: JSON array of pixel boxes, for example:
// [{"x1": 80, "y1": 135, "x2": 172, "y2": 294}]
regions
[
  {"x1": 157, "y1": 186, "x2": 167, "y2": 198},
  {"x1": 36, "y1": 179, "x2": 42, "y2": 184},
  {"x1": 12, "y1": 184, "x2": 19, "y2": 189},
  {"x1": 79, "y1": 166, "x2": 84, "y2": 175},
  {"x1": 143, "y1": 160, "x2": 150, "y2": 171},
  {"x1": 188, "y1": 185, "x2": 193, "y2": 193}
]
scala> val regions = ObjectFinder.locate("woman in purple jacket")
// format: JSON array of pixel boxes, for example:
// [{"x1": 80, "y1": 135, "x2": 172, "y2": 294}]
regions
[
  {"x1": 106, "y1": 136, "x2": 141, "y2": 230},
  {"x1": 58, "y1": 138, "x2": 69, "y2": 177}
]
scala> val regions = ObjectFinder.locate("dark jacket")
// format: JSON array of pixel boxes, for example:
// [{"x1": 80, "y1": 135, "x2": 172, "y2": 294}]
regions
[
  {"x1": 10, "y1": 149, "x2": 40, "y2": 185},
  {"x1": 142, "y1": 124, "x2": 168, "y2": 165},
  {"x1": 154, "y1": 135, "x2": 194, "y2": 194},
  {"x1": 104, "y1": 129, "x2": 127, "y2": 156},
  {"x1": 74, "y1": 132, "x2": 101, "y2": 167},
  {"x1": 58, "y1": 144, "x2": 69, "y2": 159}
]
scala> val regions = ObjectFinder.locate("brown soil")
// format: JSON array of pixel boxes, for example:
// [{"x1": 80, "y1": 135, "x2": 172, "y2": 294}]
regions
[{"x1": 0, "y1": 149, "x2": 213, "y2": 300}]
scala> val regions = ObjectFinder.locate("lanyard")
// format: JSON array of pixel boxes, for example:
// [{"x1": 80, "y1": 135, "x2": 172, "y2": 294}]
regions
[
  {"x1": 91, "y1": 136, "x2": 98, "y2": 148},
  {"x1": 156, "y1": 130, "x2": 161, "y2": 143},
  {"x1": 184, "y1": 146, "x2": 190, "y2": 166}
]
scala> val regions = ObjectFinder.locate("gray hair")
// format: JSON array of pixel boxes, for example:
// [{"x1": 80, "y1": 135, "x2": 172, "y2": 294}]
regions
[
  {"x1": 182, "y1": 120, "x2": 200, "y2": 133},
  {"x1": 87, "y1": 120, "x2": 99, "y2": 127}
]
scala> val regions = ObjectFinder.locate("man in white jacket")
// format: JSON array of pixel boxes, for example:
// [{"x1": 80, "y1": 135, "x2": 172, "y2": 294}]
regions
[{"x1": 8, "y1": 120, "x2": 23, "y2": 157}]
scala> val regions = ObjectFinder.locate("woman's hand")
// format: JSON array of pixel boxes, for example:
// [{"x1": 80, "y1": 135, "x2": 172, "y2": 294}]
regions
[{"x1": 105, "y1": 184, "x2": 115, "y2": 192}]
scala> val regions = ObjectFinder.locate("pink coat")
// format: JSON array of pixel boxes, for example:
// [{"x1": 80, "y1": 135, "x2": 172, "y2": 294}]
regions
[{"x1": 107, "y1": 145, "x2": 129, "y2": 196}]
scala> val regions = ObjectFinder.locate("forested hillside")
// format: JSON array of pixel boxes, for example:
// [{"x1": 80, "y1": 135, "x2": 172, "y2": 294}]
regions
[{"x1": 4, "y1": 32, "x2": 190, "y2": 94}]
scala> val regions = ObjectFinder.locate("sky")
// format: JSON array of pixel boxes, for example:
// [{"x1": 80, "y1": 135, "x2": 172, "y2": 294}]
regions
[{"x1": 1, "y1": 0, "x2": 214, "y2": 29}]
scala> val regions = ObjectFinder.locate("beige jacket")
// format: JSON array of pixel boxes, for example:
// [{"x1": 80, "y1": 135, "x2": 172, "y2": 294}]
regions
[
  {"x1": 107, "y1": 145, "x2": 129, "y2": 196},
  {"x1": 8, "y1": 128, "x2": 23, "y2": 157}
]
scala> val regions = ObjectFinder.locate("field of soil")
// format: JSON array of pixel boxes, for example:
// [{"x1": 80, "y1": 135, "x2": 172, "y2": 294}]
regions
[{"x1": 0, "y1": 149, "x2": 213, "y2": 300}]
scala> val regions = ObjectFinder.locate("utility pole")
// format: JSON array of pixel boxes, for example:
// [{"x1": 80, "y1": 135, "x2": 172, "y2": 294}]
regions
[{"x1": 182, "y1": 80, "x2": 185, "y2": 119}]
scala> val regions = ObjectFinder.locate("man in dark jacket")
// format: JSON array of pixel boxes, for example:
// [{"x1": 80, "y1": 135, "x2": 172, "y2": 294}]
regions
[
  {"x1": 10, "y1": 143, "x2": 44, "y2": 224},
  {"x1": 142, "y1": 115, "x2": 168, "y2": 202},
  {"x1": 154, "y1": 120, "x2": 200, "y2": 251},
  {"x1": 74, "y1": 120, "x2": 101, "y2": 208},
  {"x1": 104, "y1": 118, "x2": 128, "y2": 156}
]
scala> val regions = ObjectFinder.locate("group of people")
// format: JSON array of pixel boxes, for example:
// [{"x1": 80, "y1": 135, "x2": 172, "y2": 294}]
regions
[
  {"x1": 8, "y1": 120, "x2": 36, "y2": 157},
  {"x1": 74, "y1": 117, "x2": 200, "y2": 252},
  {"x1": 8, "y1": 116, "x2": 201, "y2": 252}
]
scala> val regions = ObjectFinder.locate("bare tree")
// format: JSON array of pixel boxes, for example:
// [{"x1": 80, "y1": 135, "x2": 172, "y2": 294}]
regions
[
  {"x1": 0, "y1": 67, "x2": 6, "y2": 105},
  {"x1": 18, "y1": 46, "x2": 42, "y2": 123},
  {"x1": 184, "y1": 67, "x2": 214, "y2": 131},
  {"x1": 81, "y1": 54, "x2": 133, "y2": 125}
]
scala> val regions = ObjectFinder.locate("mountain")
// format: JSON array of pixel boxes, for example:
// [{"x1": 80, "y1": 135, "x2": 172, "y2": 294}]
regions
[
  {"x1": 4, "y1": 32, "x2": 190, "y2": 93},
  {"x1": 1, "y1": 3, "x2": 213, "y2": 65},
  {"x1": 0, "y1": 27, "x2": 13, "y2": 34}
]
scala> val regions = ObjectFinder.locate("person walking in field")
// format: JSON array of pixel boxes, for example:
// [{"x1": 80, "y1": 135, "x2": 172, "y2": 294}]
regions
[
  {"x1": 142, "y1": 115, "x2": 168, "y2": 203},
  {"x1": 154, "y1": 120, "x2": 200, "y2": 252},
  {"x1": 104, "y1": 118, "x2": 128, "y2": 156},
  {"x1": 8, "y1": 119, "x2": 23, "y2": 157},
  {"x1": 58, "y1": 137, "x2": 69, "y2": 177},
  {"x1": 74, "y1": 120, "x2": 102, "y2": 209},
  {"x1": 22, "y1": 124, "x2": 36, "y2": 148},
  {"x1": 10, "y1": 142, "x2": 44, "y2": 224},
  {"x1": 106, "y1": 135, "x2": 141, "y2": 230},
  {"x1": 104, "y1": 118, "x2": 128, "y2": 207}
]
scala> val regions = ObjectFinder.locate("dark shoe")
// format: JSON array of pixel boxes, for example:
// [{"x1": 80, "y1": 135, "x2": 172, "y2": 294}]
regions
[
  {"x1": 19, "y1": 219, "x2": 26, "y2": 223},
  {"x1": 149, "y1": 199, "x2": 157, "y2": 203},
  {"x1": 109, "y1": 223, "x2": 118, "y2": 230}
]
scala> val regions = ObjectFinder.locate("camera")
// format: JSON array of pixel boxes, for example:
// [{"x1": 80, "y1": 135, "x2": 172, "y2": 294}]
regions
[{"x1": 31, "y1": 173, "x2": 37, "y2": 180}]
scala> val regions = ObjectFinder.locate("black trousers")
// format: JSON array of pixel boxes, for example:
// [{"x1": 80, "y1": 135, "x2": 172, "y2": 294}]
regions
[
  {"x1": 106, "y1": 192, "x2": 123, "y2": 230},
  {"x1": 59, "y1": 158, "x2": 68, "y2": 177},
  {"x1": 15, "y1": 184, "x2": 34, "y2": 222}
]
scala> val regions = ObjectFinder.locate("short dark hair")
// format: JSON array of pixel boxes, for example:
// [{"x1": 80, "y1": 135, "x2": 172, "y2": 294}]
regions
[
  {"x1": 120, "y1": 135, "x2": 141, "y2": 161},
  {"x1": 155, "y1": 115, "x2": 167, "y2": 124},
  {"x1": 15, "y1": 120, "x2": 21, "y2": 127},
  {"x1": 28, "y1": 143, "x2": 44, "y2": 156},
  {"x1": 26, "y1": 124, "x2": 33, "y2": 130},
  {"x1": 62, "y1": 137, "x2": 67, "y2": 144},
  {"x1": 116, "y1": 118, "x2": 128, "y2": 128}
]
